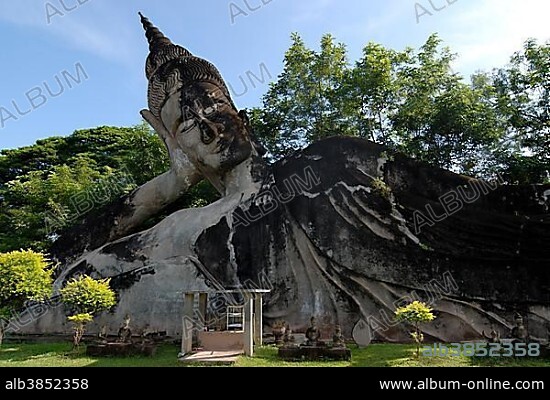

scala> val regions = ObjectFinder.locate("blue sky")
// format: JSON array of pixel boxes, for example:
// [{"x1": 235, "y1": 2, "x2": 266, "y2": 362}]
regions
[{"x1": 0, "y1": 0, "x2": 549, "y2": 150}]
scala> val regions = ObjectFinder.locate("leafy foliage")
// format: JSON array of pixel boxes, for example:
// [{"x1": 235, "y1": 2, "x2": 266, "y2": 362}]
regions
[
  {"x1": 0, "y1": 159, "x2": 135, "y2": 252},
  {"x1": 252, "y1": 33, "x2": 351, "y2": 157},
  {"x1": 0, "y1": 124, "x2": 166, "y2": 185},
  {"x1": 0, "y1": 250, "x2": 53, "y2": 313},
  {"x1": 0, "y1": 124, "x2": 171, "y2": 252},
  {"x1": 61, "y1": 275, "x2": 116, "y2": 348},
  {"x1": 395, "y1": 300, "x2": 436, "y2": 324},
  {"x1": 0, "y1": 123, "x2": 222, "y2": 253},
  {"x1": 0, "y1": 250, "x2": 53, "y2": 345},
  {"x1": 251, "y1": 33, "x2": 549, "y2": 182},
  {"x1": 491, "y1": 39, "x2": 550, "y2": 183},
  {"x1": 395, "y1": 301, "x2": 435, "y2": 357},
  {"x1": 370, "y1": 177, "x2": 392, "y2": 199},
  {"x1": 60, "y1": 276, "x2": 116, "y2": 315},
  {"x1": 67, "y1": 313, "x2": 94, "y2": 324}
]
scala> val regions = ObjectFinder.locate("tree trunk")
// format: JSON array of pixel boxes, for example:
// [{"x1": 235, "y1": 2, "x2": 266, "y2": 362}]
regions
[
  {"x1": 73, "y1": 323, "x2": 85, "y2": 350},
  {"x1": 415, "y1": 322, "x2": 420, "y2": 358}
]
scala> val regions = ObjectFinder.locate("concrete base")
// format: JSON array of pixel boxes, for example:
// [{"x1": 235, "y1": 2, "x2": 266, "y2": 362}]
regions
[
  {"x1": 179, "y1": 350, "x2": 243, "y2": 365},
  {"x1": 86, "y1": 342, "x2": 157, "y2": 357},
  {"x1": 278, "y1": 346, "x2": 351, "y2": 361},
  {"x1": 198, "y1": 331, "x2": 244, "y2": 351}
]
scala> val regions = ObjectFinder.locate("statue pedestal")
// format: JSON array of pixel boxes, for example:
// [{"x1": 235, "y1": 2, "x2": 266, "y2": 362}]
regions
[
  {"x1": 540, "y1": 345, "x2": 550, "y2": 359},
  {"x1": 278, "y1": 346, "x2": 351, "y2": 361},
  {"x1": 86, "y1": 342, "x2": 157, "y2": 357}
]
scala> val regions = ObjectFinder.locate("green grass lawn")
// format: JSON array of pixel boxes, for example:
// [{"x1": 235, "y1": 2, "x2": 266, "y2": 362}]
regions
[
  {"x1": 1, "y1": 342, "x2": 548, "y2": 367},
  {"x1": 0, "y1": 342, "x2": 181, "y2": 367}
]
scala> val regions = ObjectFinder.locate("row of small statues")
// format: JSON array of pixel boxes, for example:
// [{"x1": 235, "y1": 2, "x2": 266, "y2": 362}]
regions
[
  {"x1": 483, "y1": 313, "x2": 531, "y2": 344},
  {"x1": 278, "y1": 313, "x2": 545, "y2": 348},
  {"x1": 483, "y1": 313, "x2": 550, "y2": 350},
  {"x1": 274, "y1": 317, "x2": 346, "y2": 348},
  {"x1": 97, "y1": 315, "x2": 166, "y2": 344},
  {"x1": 97, "y1": 314, "x2": 133, "y2": 343}
]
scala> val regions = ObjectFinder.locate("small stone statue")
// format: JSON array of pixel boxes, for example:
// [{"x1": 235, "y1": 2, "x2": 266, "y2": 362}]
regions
[
  {"x1": 305, "y1": 317, "x2": 321, "y2": 346},
  {"x1": 482, "y1": 327, "x2": 501, "y2": 343},
  {"x1": 283, "y1": 323, "x2": 294, "y2": 345},
  {"x1": 117, "y1": 314, "x2": 132, "y2": 343},
  {"x1": 98, "y1": 325, "x2": 108, "y2": 342},
  {"x1": 510, "y1": 313, "x2": 529, "y2": 343},
  {"x1": 272, "y1": 320, "x2": 286, "y2": 345},
  {"x1": 332, "y1": 325, "x2": 345, "y2": 348},
  {"x1": 489, "y1": 329, "x2": 500, "y2": 343}
]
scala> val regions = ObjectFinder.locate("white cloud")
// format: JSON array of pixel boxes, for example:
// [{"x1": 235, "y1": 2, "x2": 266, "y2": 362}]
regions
[
  {"x1": 289, "y1": 0, "x2": 335, "y2": 23},
  {"x1": 0, "y1": 0, "x2": 140, "y2": 65},
  {"x1": 443, "y1": 0, "x2": 550, "y2": 75}
]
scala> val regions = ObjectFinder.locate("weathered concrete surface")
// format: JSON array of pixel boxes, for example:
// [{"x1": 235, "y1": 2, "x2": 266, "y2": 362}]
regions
[
  {"x1": 17, "y1": 137, "x2": 550, "y2": 342},
  {"x1": 13, "y1": 14, "x2": 550, "y2": 343}
]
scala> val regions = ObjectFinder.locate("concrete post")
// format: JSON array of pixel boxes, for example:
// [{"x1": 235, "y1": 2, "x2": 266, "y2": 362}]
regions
[
  {"x1": 198, "y1": 293, "x2": 208, "y2": 330},
  {"x1": 254, "y1": 294, "x2": 263, "y2": 346},
  {"x1": 181, "y1": 293, "x2": 195, "y2": 355},
  {"x1": 244, "y1": 294, "x2": 254, "y2": 356}
]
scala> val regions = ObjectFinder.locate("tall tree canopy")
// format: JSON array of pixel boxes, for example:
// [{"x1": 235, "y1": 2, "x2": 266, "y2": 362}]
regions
[
  {"x1": 251, "y1": 33, "x2": 351, "y2": 157},
  {"x1": 251, "y1": 33, "x2": 549, "y2": 182},
  {"x1": 491, "y1": 39, "x2": 550, "y2": 183}
]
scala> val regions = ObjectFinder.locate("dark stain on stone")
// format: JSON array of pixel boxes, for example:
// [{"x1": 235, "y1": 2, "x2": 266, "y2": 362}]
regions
[
  {"x1": 109, "y1": 266, "x2": 156, "y2": 291},
  {"x1": 101, "y1": 235, "x2": 143, "y2": 262},
  {"x1": 50, "y1": 194, "x2": 139, "y2": 265},
  {"x1": 195, "y1": 217, "x2": 232, "y2": 286},
  {"x1": 56, "y1": 260, "x2": 98, "y2": 284}
]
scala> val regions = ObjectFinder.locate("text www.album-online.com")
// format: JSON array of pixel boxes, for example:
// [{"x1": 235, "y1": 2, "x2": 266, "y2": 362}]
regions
[{"x1": 380, "y1": 378, "x2": 545, "y2": 390}]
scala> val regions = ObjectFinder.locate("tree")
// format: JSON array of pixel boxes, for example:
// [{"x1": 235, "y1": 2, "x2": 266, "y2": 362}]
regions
[
  {"x1": 119, "y1": 122, "x2": 171, "y2": 185},
  {"x1": 60, "y1": 276, "x2": 116, "y2": 348},
  {"x1": 395, "y1": 301, "x2": 435, "y2": 358},
  {"x1": 0, "y1": 126, "x2": 145, "y2": 185},
  {"x1": 0, "y1": 250, "x2": 53, "y2": 345},
  {"x1": 0, "y1": 126, "x2": 144, "y2": 252},
  {"x1": 252, "y1": 33, "x2": 509, "y2": 175},
  {"x1": 491, "y1": 39, "x2": 550, "y2": 183},
  {"x1": 251, "y1": 33, "x2": 351, "y2": 158},
  {"x1": 388, "y1": 35, "x2": 505, "y2": 171},
  {"x1": 341, "y1": 42, "x2": 407, "y2": 144},
  {"x1": 0, "y1": 157, "x2": 135, "y2": 252}
]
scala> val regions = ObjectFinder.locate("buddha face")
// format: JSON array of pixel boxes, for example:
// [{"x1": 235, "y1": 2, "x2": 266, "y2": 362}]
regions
[{"x1": 167, "y1": 81, "x2": 253, "y2": 175}]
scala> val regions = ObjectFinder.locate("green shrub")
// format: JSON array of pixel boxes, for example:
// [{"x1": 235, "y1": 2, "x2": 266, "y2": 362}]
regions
[
  {"x1": 370, "y1": 177, "x2": 392, "y2": 199},
  {"x1": 60, "y1": 276, "x2": 116, "y2": 348},
  {"x1": 395, "y1": 301, "x2": 435, "y2": 357},
  {"x1": 0, "y1": 250, "x2": 53, "y2": 345}
]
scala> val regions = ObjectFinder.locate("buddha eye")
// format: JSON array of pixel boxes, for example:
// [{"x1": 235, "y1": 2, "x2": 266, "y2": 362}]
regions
[{"x1": 180, "y1": 118, "x2": 196, "y2": 132}]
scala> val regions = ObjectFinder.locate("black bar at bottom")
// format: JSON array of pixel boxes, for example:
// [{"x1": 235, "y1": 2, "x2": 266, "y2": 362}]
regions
[{"x1": 0, "y1": 367, "x2": 548, "y2": 393}]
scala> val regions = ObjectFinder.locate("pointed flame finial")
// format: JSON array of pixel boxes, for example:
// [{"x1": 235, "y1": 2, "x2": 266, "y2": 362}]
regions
[{"x1": 139, "y1": 12, "x2": 174, "y2": 51}]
